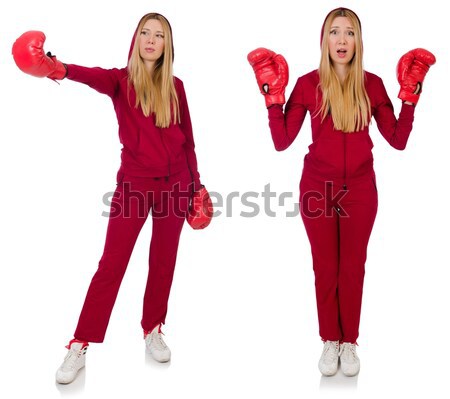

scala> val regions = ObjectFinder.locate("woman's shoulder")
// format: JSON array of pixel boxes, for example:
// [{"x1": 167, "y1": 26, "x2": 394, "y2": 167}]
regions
[
  {"x1": 291, "y1": 70, "x2": 319, "y2": 93},
  {"x1": 297, "y1": 69, "x2": 319, "y2": 83},
  {"x1": 364, "y1": 70, "x2": 384, "y2": 85},
  {"x1": 173, "y1": 75, "x2": 185, "y2": 91},
  {"x1": 173, "y1": 76, "x2": 188, "y2": 102},
  {"x1": 364, "y1": 71, "x2": 390, "y2": 102}
]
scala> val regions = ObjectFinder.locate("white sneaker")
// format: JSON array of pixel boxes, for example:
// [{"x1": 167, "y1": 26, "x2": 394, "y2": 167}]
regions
[
  {"x1": 144, "y1": 325, "x2": 171, "y2": 362},
  {"x1": 339, "y1": 342, "x2": 360, "y2": 376},
  {"x1": 318, "y1": 340, "x2": 340, "y2": 376},
  {"x1": 55, "y1": 339, "x2": 89, "y2": 384}
]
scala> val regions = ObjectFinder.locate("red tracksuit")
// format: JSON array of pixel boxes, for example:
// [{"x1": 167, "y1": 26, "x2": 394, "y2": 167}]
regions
[
  {"x1": 268, "y1": 70, "x2": 414, "y2": 343},
  {"x1": 65, "y1": 35, "x2": 201, "y2": 342}
]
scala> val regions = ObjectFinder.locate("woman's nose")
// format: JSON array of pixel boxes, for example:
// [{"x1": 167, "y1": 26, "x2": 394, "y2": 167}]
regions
[{"x1": 338, "y1": 34, "x2": 347, "y2": 44}]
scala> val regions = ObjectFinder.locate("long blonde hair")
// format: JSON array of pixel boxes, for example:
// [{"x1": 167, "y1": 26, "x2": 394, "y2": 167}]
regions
[
  {"x1": 128, "y1": 13, "x2": 179, "y2": 128},
  {"x1": 317, "y1": 8, "x2": 370, "y2": 133}
]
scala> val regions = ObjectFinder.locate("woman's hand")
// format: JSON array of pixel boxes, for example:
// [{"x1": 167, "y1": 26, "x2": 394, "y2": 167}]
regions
[
  {"x1": 397, "y1": 48, "x2": 436, "y2": 105},
  {"x1": 12, "y1": 31, "x2": 67, "y2": 80},
  {"x1": 187, "y1": 186, "x2": 213, "y2": 230},
  {"x1": 247, "y1": 47, "x2": 289, "y2": 108}
]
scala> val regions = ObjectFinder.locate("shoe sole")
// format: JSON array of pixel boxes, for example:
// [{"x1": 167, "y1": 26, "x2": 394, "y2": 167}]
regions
[
  {"x1": 319, "y1": 369, "x2": 338, "y2": 377},
  {"x1": 341, "y1": 369, "x2": 360, "y2": 377},
  {"x1": 318, "y1": 363, "x2": 338, "y2": 376},
  {"x1": 146, "y1": 347, "x2": 171, "y2": 363},
  {"x1": 55, "y1": 365, "x2": 85, "y2": 384}
]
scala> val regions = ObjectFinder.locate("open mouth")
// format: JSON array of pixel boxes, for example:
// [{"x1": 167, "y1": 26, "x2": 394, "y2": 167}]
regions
[{"x1": 337, "y1": 48, "x2": 347, "y2": 58}]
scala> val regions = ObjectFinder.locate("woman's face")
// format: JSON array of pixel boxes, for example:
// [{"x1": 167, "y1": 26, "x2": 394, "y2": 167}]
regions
[
  {"x1": 327, "y1": 16, "x2": 356, "y2": 67},
  {"x1": 139, "y1": 19, "x2": 165, "y2": 70}
]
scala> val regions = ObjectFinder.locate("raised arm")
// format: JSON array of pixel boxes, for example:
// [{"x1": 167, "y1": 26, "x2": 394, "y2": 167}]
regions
[
  {"x1": 267, "y1": 78, "x2": 308, "y2": 151},
  {"x1": 373, "y1": 48, "x2": 436, "y2": 150},
  {"x1": 65, "y1": 64, "x2": 120, "y2": 98},
  {"x1": 247, "y1": 48, "x2": 307, "y2": 150}
]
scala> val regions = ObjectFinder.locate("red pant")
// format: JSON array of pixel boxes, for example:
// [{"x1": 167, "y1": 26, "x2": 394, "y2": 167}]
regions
[
  {"x1": 74, "y1": 169, "x2": 191, "y2": 342},
  {"x1": 300, "y1": 172, "x2": 378, "y2": 343}
]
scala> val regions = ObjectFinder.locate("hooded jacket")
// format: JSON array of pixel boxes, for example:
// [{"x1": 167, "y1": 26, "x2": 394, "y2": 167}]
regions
[
  {"x1": 64, "y1": 18, "x2": 200, "y2": 189},
  {"x1": 268, "y1": 8, "x2": 414, "y2": 183}
]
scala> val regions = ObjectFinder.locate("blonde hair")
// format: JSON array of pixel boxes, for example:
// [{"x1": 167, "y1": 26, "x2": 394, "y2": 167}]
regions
[
  {"x1": 128, "y1": 13, "x2": 179, "y2": 128},
  {"x1": 317, "y1": 8, "x2": 370, "y2": 133}
]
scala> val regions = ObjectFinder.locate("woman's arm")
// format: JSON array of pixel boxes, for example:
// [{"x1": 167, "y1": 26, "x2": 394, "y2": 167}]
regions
[
  {"x1": 374, "y1": 48, "x2": 436, "y2": 150},
  {"x1": 267, "y1": 78, "x2": 308, "y2": 151},
  {"x1": 65, "y1": 64, "x2": 122, "y2": 98},
  {"x1": 176, "y1": 79, "x2": 201, "y2": 191},
  {"x1": 372, "y1": 77, "x2": 415, "y2": 151}
]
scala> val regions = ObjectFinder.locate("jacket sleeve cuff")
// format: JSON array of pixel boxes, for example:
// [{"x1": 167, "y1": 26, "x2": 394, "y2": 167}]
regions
[{"x1": 193, "y1": 179, "x2": 202, "y2": 192}]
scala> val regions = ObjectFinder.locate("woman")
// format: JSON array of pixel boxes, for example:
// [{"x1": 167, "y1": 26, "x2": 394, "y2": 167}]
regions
[
  {"x1": 12, "y1": 12, "x2": 212, "y2": 384},
  {"x1": 248, "y1": 7, "x2": 435, "y2": 376}
]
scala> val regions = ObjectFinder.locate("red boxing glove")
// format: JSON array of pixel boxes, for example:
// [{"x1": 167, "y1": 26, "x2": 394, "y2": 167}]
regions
[
  {"x1": 247, "y1": 47, "x2": 289, "y2": 107},
  {"x1": 187, "y1": 186, "x2": 213, "y2": 230},
  {"x1": 12, "y1": 30, "x2": 67, "y2": 80},
  {"x1": 397, "y1": 48, "x2": 436, "y2": 104}
]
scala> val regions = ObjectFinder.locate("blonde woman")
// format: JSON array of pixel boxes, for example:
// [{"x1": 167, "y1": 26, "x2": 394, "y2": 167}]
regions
[
  {"x1": 248, "y1": 7, "x2": 435, "y2": 376},
  {"x1": 12, "y1": 12, "x2": 212, "y2": 384}
]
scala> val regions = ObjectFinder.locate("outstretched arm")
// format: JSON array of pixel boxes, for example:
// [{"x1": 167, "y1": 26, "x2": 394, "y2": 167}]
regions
[{"x1": 65, "y1": 64, "x2": 120, "y2": 98}]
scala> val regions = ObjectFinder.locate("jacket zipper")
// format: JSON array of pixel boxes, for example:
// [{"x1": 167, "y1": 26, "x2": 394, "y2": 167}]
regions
[
  {"x1": 159, "y1": 128, "x2": 171, "y2": 181},
  {"x1": 343, "y1": 133, "x2": 348, "y2": 191}
]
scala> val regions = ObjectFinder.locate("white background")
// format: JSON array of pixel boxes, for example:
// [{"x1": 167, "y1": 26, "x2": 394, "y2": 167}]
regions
[{"x1": 1, "y1": 0, "x2": 448, "y2": 398}]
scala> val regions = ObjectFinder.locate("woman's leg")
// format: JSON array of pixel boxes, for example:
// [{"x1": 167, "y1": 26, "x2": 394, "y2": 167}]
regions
[
  {"x1": 337, "y1": 177, "x2": 378, "y2": 343},
  {"x1": 74, "y1": 178, "x2": 152, "y2": 342},
  {"x1": 141, "y1": 170, "x2": 191, "y2": 332},
  {"x1": 300, "y1": 176, "x2": 341, "y2": 341}
]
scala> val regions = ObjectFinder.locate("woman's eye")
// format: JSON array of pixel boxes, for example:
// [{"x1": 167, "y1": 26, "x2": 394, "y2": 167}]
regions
[{"x1": 347, "y1": 31, "x2": 354, "y2": 36}]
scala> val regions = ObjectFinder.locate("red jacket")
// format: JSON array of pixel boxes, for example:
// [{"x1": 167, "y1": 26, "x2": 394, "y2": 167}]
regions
[
  {"x1": 64, "y1": 24, "x2": 201, "y2": 189},
  {"x1": 268, "y1": 70, "x2": 415, "y2": 182}
]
